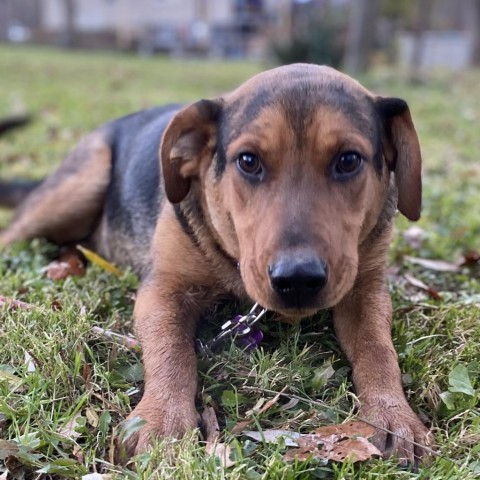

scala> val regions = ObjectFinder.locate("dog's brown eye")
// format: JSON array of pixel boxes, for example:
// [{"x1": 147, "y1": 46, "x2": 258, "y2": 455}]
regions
[
  {"x1": 334, "y1": 152, "x2": 364, "y2": 178},
  {"x1": 237, "y1": 152, "x2": 262, "y2": 176}
]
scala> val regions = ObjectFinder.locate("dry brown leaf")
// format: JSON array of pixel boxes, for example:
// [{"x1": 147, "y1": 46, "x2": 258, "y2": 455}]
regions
[
  {"x1": 405, "y1": 255, "x2": 459, "y2": 272},
  {"x1": 404, "y1": 273, "x2": 442, "y2": 300},
  {"x1": 328, "y1": 437, "x2": 382, "y2": 462},
  {"x1": 0, "y1": 439, "x2": 19, "y2": 460},
  {"x1": 46, "y1": 249, "x2": 85, "y2": 280},
  {"x1": 86, "y1": 408, "x2": 99, "y2": 427},
  {"x1": 5, "y1": 455, "x2": 26, "y2": 480},
  {"x1": 202, "y1": 407, "x2": 235, "y2": 468},
  {"x1": 242, "y1": 421, "x2": 380, "y2": 465},
  {"x1": 314, "y1": 421, "x2": 375, "y2": 439},
  {"x1": 284, "y1": 436, "x2": 382, "y2": 463},
  {"x1": 0, "y1": 296, "x2": 33, "y2": 310},
  {"x1": 283, "y1": 446, "x2": 316, "y2": 461},
  {"x1": 82, "y1": 363, "x2": 92, "y2": 392},
  {"x1": 202, "y1": 406, "x2": 220, "y2": 443},
  {"x1": 462, "y1": 250, "x2": 480, "y2": 266},
  {"x1": 73, "y1": 444, "x2": 84, "y2": 464},
  {"x1": 230, "y1": 419, "x2": 253, "y2": 435},
  {"x1": 50, "y1": 299, "x2": 63, "y2": 311},
  {"x1": 58, "y1": 412, "x2": 83, "y2": 440}
]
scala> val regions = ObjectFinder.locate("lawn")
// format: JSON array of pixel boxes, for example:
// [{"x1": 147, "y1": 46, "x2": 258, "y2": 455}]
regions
[{"x1": 0, "y1": 46, "x2": 479, "y2": 479}]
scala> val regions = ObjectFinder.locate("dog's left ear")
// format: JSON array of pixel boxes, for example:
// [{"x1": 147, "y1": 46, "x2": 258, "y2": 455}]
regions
[
  {"x1": 376, "y1": 97, "x2": 422, "y2": 221},
  {"x1": 161, "y1": 99, "x2": 222, "y2": 203}
]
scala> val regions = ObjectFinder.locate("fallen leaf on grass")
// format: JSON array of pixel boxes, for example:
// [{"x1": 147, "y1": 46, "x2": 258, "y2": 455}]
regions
[
  {"x1": 404, "y1": 256, "x2": 459, "y2": 272},
  {"x1": 0, "y1": 439, "x2": 39, "y2": 480},
  {"x1": 314, "y1": 421, "x2": 375, "y2": 439},
  {"x1": 86, "y1": 408, "x2": 99, "y2": 428},
  {"x1": 50, "y1": 299, "x2": 63, "y2": 310},
  {"x1": 284, "y1": 436, "x2": 381, "y2": 463},
  {"x1": 462, "y1": 250, "x2": 480, "y2": 266},
  {"x1": 243, "y1": 421, "x2": 381, "y2": 464},
  {"x1": 0, "y1": 296, "x2": 62, "y2": 312},
  {"x1": 202, "y1": 407, "x2": 235, "y2": 468},
  {"x1": 58, "y1": 412, "x2": 83, "y2": 440},
  {"x1": 46, "y1": 248, "x2": 85, "y2": 280},
  {"x1": 404, "y1": 273, "x2": 442, "y2": 300},
  {"x1": 0, "y1": 439, "x2": 19, "y2": 459},
  {"x1": 0, "y1": 296, "x2": 33, "y2": 311},
  {"x1": 82, "y1": 363, "x2": 92, "y2": 391},
  {"x1": 77, "y1": 245, "x2": 122, "y2": 276},
  {"x1": 73, "y1": 444, "x2": 84, "y2": 464}
]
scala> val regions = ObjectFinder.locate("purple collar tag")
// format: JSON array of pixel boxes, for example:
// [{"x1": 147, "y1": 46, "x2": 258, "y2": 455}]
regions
[{"x1": 196, "y1": 303, "x2": 267, "y2": 357}]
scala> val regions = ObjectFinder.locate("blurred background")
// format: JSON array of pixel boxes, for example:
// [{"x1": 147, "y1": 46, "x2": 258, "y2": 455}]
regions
[{"x1": 1, "y1": 0, "x2": 480, "y2": 76}]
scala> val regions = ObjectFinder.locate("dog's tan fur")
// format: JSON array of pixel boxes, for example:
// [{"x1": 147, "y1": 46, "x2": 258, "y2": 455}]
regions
[{"x1": 0, "y1": 64, "x2": 431, "y2": 464}]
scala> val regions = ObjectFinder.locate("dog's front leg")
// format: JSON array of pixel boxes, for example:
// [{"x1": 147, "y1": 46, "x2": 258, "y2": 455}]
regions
[
  {"x1": 118, "y1": 208, "x2": 219, "y2": 457},
  {"x1": 121, "y1": 277, "x2": 204, "y2": 456},
  {"x1": 333, "y1": 230, "x2": 432, "y2": 465}
]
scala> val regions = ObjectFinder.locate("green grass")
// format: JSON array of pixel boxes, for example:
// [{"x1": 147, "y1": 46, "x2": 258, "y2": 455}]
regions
[{"x1": 1, "y1": 46, "x2": 480, "y2": 479}]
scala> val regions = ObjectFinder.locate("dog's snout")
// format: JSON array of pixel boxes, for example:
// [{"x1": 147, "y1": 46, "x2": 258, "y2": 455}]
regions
[{"x1": 268, "y1": 254, "x2": 328, "y2": 307}]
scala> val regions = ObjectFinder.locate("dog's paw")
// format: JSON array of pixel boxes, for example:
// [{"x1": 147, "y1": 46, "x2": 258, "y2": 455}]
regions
[
  {"x1": 360, "y1": 398, "x2": 433, "y2": 467},
  {"x1": 117, "y1": 395, "x2": 200, "y2": 461}
]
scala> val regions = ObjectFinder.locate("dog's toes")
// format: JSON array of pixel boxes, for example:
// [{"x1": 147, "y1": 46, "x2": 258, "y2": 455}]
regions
[
  {"x1": 360, "y1": 399, "x2": 433, "y2": 468},
  {"x1": 116, "y1": 396, "x2": 200, "y2": 463}
]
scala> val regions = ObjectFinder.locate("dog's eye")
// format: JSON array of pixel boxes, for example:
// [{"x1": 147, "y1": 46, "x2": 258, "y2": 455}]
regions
[
  {"x1": 334, "y1": 152, "x2": 364, "y2": 178},
  {"x1": 237, "y1": 152, "x2": 262, "y2": 177}
]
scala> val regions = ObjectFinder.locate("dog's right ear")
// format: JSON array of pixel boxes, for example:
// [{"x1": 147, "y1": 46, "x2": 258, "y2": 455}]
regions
[{"x1": 160, "y1": 99, "x2": 223, "y2": 204}]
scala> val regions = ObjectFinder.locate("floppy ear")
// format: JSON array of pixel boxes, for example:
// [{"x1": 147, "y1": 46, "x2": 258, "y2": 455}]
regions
[
  {"x1": 376, "y1": 97, "x2": 422, "y2": 221},
  {"x1": 160, "y1": 99, "x2": 222, "y2": 203}
]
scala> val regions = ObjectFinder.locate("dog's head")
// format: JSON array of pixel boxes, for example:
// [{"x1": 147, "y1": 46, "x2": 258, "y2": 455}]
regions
[{"x1": 160, "y1": 64, "x2": 421, "y2": 317}]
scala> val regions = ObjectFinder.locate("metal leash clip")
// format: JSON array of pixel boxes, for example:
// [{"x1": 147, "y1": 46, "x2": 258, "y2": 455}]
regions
[{"x1": 196, "y1": 303, "x2": 267, "y2": 358}]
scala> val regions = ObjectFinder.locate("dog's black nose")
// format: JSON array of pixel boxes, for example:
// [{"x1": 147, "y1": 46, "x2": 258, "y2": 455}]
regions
[{"x1": 268, "y1": 254, "x2": 328, "y2": 307}]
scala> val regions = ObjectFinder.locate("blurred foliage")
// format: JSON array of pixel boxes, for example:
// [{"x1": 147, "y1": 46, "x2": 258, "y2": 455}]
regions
[
  {"x1": 272, "y1": 18, "x2": 345, "y2": 67},
  {"x1": 380, "y1": 0, "x2": 417, "y2": 22}
]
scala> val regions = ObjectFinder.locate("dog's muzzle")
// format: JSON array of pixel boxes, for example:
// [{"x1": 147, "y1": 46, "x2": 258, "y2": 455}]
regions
[{"x1": 268, "y1": 251, "x2": 328, "y2": 309}]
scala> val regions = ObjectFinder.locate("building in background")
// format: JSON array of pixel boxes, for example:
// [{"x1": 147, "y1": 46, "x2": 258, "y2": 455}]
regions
[
  {"x1": 0, "y1": 0, "x2": 294, "y2": 58},
  {"x1": 0, "y1": 0, "x2": 479, "y2": 70}
]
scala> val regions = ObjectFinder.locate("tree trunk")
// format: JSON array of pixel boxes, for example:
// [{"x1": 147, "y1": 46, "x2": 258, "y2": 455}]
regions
[
  {"x1": 60, "y1": 0, "x2": 76, "y2": 48},
  {"x1": 409, "y1": 0, "x2": 433, "y2": 83},
  {"x1": 343, "y1": 0, "x2": 379, "y2": 74},
  {"x1": 468, "y1": 0, "x2": 480, "y2": 65}
]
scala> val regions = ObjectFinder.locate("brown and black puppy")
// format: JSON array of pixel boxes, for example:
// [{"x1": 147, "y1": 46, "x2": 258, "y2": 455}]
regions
[{"x1": 0, "y1": 64, "x2": 431, "y2": 463}]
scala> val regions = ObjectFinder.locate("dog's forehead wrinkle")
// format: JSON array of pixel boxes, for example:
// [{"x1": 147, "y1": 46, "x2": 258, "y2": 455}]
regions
[{"x1": 226, "y1": 90, "x2": 373, "y2": 147}]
